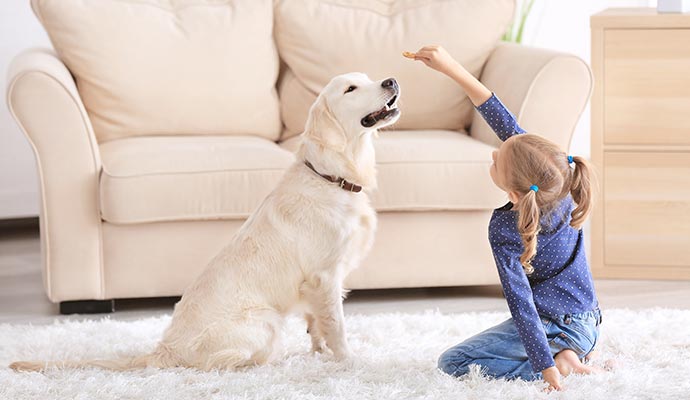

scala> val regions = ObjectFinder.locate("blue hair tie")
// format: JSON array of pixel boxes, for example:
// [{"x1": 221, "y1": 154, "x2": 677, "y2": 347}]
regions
[
  {"x1": 567, "y1": 155, "x2": 574, "y2": 164},
  {"x1": 529, "y1": 185, "x2": 539, "y2": 193}
]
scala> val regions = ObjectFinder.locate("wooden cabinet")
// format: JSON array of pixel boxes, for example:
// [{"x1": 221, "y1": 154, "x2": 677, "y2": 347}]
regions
[{"x1": 591, "y1": 8, "x2": 690, "y2": 279}]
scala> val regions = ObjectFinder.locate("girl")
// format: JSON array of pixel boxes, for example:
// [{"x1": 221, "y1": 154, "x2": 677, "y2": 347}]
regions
[{"x1": 405, "y1": 46, "x2": 606, "y2": 391}]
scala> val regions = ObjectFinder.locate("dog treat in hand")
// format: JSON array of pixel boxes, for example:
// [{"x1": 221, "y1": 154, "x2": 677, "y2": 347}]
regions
[{"x1": 402, "y1": 51, "x2": 416, "y2": 59}]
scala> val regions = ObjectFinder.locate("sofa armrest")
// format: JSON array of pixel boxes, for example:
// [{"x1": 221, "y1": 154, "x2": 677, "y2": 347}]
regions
[
  {"x1": 470, "y1": 42, "x2": 593, "y2": 151},
  {"x1": 7, "y1": 48, "x2": 105, "y2": 303}
]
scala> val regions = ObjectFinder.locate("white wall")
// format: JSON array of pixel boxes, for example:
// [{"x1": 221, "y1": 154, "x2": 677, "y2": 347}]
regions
[
  {"x1": 0, "y1": 2, "x2": 51, "y2": 219},
  {"x1": 0, "y1": 0, "x2": 659, "y2": 219},
  {"x1": 518, "y1": 0, "x2": 654, "y2": 158}
]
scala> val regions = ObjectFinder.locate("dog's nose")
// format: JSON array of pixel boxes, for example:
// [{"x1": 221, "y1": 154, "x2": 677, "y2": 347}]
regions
[{"x1": 382, "y1": 78, "x2": 397, "y2": 88}]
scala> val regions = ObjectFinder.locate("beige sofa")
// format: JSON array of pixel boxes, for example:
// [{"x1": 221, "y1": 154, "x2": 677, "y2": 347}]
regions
[{"x1": 7, "y1": 0, "x2": 592, "y2": 313}]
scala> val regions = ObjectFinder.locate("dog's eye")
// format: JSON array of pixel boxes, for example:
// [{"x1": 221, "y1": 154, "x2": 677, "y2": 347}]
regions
[{"x1": 344, "y1": 85, "x2": 357, "y2": 94}]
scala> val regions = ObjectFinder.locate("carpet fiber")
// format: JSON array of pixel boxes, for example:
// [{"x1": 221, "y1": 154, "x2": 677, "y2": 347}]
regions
[{"x1": 1, "y1": 309, "x2": 689, "y2": 399}]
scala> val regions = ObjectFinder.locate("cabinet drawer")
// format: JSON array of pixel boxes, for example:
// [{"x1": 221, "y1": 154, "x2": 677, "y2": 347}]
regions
[
  {"x1": 604, "y1": 152, "x2": 690, "y2": 267},
  {"x1": 604, "y1": 29, "x2": 690, "y2": 146}
]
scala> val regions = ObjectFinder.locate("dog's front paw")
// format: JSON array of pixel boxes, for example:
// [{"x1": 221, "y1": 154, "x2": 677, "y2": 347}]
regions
[
  {"x1": 331, "y1": 345, "x2": 352, "y2": 361},
  {"x1": 311, "y1": 338, "x2": 328, "y2": 354}
]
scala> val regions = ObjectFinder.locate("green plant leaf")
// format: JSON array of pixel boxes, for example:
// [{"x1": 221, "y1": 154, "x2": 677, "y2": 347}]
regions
[{"x1": 503, "y1": 0, "x2": 536, "y2": 44}]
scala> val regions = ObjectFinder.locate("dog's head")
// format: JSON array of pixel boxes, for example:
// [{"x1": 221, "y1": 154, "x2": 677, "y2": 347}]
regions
[{"x1": 303, "y1": 73, "x2": 400, "y2": 152}]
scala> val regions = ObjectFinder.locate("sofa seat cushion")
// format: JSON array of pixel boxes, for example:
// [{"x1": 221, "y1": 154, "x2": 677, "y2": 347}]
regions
[
  {"x1": 100, "y1": 136, "x2": 295, "y2": 224},
  {"x1": 32, "y1": 0, "x2": 281, "y2": 143},
  {"x1": 281, "y1": 130, "x2": 507, "y2": 211}
]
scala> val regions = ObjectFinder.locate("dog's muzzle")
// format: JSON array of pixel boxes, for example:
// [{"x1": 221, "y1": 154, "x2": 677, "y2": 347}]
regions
[{"x1": 361, "y1": 79, "x2": 400, "y2": 128}]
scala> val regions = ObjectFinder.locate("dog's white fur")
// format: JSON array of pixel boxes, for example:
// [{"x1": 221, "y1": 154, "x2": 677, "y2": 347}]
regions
[{"x1": 10, "y1": 72, "x2": 400, "y2": 372}]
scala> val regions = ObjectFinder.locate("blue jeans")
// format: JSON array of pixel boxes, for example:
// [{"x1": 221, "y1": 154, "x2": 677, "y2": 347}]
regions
[{"x1": 438, "y1": 309, "x2": 601, "y2": 381}]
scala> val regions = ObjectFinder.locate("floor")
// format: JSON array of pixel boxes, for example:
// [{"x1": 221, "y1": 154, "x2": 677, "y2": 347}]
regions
[{"x1": 2, "y1": 223, "x2": 690, "y2": 325}]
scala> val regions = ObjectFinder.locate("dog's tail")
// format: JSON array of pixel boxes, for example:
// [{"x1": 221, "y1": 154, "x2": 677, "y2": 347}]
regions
[{"x1": 9, "y1": 346, "x2": 178, "y2": 372}]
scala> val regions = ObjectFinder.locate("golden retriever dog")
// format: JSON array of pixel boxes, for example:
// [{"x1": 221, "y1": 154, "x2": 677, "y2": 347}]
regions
[{"x1": 10, "y1": 72, "x2": 400, "y2": 372}]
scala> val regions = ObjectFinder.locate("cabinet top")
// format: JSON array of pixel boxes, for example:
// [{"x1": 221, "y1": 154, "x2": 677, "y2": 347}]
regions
[{"x1": 591, "y1": 8, "x2": 690, "y2": 29}]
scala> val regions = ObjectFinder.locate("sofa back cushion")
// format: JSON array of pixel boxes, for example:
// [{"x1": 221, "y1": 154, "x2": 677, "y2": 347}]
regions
[
  {"x1": 32, "y1": 0, "x2": 282, "y2": 143},
  {"x1": 274, "y1": 0, "x2": 515, "y2": 140}
]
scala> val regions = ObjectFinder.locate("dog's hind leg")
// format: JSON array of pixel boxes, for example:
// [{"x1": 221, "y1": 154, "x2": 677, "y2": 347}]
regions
[
  {"x1": 193, "y1": 335, "x2": 258, "y2": 371},
  {"x1": 200, "y1": 349, "x2": 252, "y2": 371},
  {"x1": 251, "y1": 309, "x2": 285, "y2": 365},
  {"x1": 198, "y1": 309, "x2": 281, "y2": 370}
]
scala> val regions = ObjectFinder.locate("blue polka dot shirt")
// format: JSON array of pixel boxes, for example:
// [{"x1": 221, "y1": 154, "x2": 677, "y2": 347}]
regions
[{"x1": 478, "y1": 94, "x2": 599, "y2": 373}]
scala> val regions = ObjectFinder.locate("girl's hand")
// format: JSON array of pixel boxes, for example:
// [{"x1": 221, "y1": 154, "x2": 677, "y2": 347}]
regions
[
  {"x1": 405, "y1": 45, "x2": 460, "y2": 76},
  {"x1": 542, "y1": 366, "x2": 563, "y2": 391},
  {"x1": 403, "y1": 44, "x2": 492, "y2": 106}
]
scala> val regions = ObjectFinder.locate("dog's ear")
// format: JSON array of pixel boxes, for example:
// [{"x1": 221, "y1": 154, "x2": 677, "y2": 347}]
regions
[{"x1": 303, "y1": 94, "x2": 347, "y2": 152}]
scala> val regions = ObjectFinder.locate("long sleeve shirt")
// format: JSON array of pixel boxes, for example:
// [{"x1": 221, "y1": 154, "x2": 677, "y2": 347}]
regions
[{"x1": 477, "y1": 94, "x2": 599, "y2": 373}]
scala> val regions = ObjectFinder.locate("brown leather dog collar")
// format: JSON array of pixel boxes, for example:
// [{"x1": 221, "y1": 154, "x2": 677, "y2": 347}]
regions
[{"x1": 304, "y1": 160, "x2": 363, "y2": 193}]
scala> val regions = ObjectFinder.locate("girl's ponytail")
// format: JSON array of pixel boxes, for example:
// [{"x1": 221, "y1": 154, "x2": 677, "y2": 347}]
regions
[
  {"x1": 506, "y1": 135, "x2": 598, "y2": 273},
  {"x1": 517, "y1": 188, "x2": 541, "y2": 275},
  {"x1": 569, "y1": 156, "x2": 594, "y2": 229}
]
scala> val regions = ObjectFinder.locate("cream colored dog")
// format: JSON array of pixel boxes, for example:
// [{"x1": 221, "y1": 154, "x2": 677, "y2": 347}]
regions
[{"x1": 10, "y1": 72, "x2": 400, "y2": 372}]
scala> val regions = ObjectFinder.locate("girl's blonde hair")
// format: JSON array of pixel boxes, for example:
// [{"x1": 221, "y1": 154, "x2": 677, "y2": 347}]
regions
[{"x1": 504, "y1": 134, "x2": 596, "y2": 274}]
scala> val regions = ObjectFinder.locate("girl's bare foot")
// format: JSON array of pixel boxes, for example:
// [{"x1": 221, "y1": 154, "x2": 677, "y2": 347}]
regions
[
  {"x1": 602, "y1": 358, "x2": 617, "y2": 371},
  {"x1": 555, "y1": 349, "x2": 605, "y2": 376},
  {"x1": 584, "y1": 350, "x2": 617, "y2": 371}
]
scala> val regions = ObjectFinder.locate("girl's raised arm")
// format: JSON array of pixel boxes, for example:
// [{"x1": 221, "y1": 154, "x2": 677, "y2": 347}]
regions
[
  {"x1": 407, "y1": 45, "x2": 492, "y2": 106},
  {"x1": 405, "y1": 45, "x2": 525, "y2": 141}
]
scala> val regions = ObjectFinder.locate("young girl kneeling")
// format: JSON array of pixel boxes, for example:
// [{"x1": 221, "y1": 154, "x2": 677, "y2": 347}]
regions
[{"x1": 406, "y1": 46, "x2": 607, "y2": 391}]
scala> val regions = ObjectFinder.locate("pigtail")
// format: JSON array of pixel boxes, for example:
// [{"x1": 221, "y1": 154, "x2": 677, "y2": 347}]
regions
[
  {"x1": 517, "y1": 189, "x2": 541, "y2": 275},
  {"x1": 569, "y1": 156, "x2": 594, "y2": 229}
]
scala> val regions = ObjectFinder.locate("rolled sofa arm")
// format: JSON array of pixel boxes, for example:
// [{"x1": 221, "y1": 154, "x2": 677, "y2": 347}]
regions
[
  {"x1": 471, "y1": 42, "x2": 593, "y2": 151},
  {"x1": 7, "y1": 48, "x2": 104, "y2": 303}
]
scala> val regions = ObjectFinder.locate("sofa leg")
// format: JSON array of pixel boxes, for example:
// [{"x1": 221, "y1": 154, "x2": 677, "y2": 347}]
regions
[{"x1": 59, "y1": 300, "x2": 115, "y2": 315}]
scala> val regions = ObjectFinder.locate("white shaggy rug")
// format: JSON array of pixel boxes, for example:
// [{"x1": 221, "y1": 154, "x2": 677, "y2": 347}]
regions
[{"x1": 1, "y1": 309, "x2": 689, "y2": 400}]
